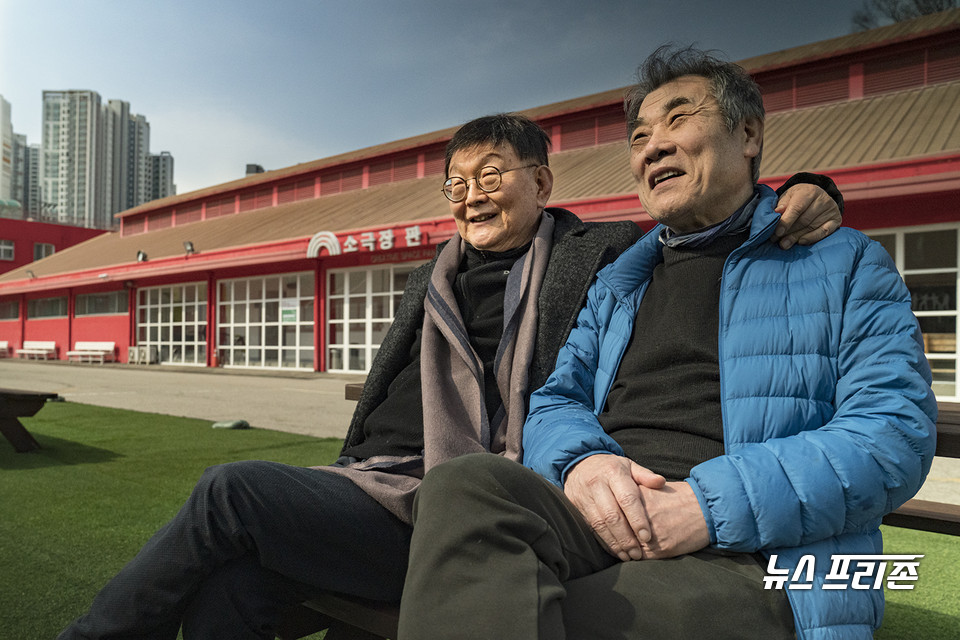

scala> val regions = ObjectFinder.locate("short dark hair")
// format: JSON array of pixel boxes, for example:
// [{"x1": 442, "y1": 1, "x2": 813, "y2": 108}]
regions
[
  {"x1": 444, "y1": 114, "x2": 551, "y2": 177},
  {"x1": 624, "y1": 45, "x2": 765, "y2": 181}
]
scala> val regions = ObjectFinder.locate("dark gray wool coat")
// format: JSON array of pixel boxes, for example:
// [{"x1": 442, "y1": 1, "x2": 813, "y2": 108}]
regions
[{"x1": 340, "y1": 207, "x2": 642, "y2": 455}]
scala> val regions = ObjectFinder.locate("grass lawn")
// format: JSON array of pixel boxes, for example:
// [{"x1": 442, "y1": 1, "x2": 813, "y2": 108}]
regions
[
  {"x1": 2, "y1": 402, "x2": 957, "y2": 639},
  {"x1": 1, "y1": 401, "x2": 341, "y2": 639}
]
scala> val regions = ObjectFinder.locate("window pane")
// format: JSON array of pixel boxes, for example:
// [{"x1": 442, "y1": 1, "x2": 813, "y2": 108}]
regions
[
  {"x1": 349, "y1": 272, "x2": 366, "y2": 295},
  {"x1": 905, "y1": 273, "x2": 955, "y2": 312},
  {"x1": 349, "y1": 322, "x2": 365, "y2": 345},
  {"x1": 300, "y1": 299, "x2": 314, "y2": 322},
  {"x1": 919, "y1": 316, "x2": 956, "y2": 353},
  {"x1": 372, "y1": 269, "x2": 390, "y2": 293},
  {"x1": 349, "y1": 348, "x2": 365, "y2": 370},
  {"x1": 299, "y1": 326, "x2": 314, "y2": 347},
  {"x1": 372, "y1": 295, "x2": 390, "y2": 319},
  {"x1": 265, "y1": 301, "x2": 279, "y2": 323},
  {"x1": 905, "y1": 230, "x2": 956, "y2": 270},
  {"x1": 328, "y1": 348, "x2": 344, "y2": 370},
  {"x1": 349, "y1": 298, "x2": 365, "y2": 319},
  {"x1": 265, "y1": 277, "x2": 280, "y2": 299},
  {"x1": 329, "y1": 272, "x2": 344, "y2": 296},
  {"x1": 299, "y1": 349, "x2": 314, "y2": 369}
]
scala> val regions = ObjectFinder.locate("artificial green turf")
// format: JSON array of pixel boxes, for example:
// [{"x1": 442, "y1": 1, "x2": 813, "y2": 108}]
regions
[
  {"x1": 876, "y1": 525, "x2": 960, "y2": 639},
  {"x1": 1, "y1": 401, "x2": 341, "y2": 639},
  {"x1": 2, "y1": 402, "x2": 957, "y2": 639}
]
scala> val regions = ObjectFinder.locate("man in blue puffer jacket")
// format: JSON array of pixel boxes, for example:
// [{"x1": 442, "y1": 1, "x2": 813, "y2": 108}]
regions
[{"x1": 397, "y1": 46, "x2": 937, "y2": 640}]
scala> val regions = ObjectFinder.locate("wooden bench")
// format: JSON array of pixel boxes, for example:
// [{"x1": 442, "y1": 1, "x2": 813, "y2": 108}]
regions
[
  {"x1": 277, "y1": 399, "x2": 960, "y2": 640},
  {"x1": 15, "y1": 340, "x2": 57, "y2": 360},
  {"x1": 67, "y1": 341, "x2": 117, "y2": 364},
  {"x1": 0, "y1": 387, "x2": 60, "y2": 452}
]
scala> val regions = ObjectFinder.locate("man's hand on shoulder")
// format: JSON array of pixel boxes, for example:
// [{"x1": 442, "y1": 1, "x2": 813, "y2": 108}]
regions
[
  {"x1": 637, "y1": 481, "x2": 711, "y2": 560},
  {"x1": 564, "y1": 454, "x2": 665, "y2": 562},
  {"x1": 772, "y1": 182, "x2": 841, "y2": 249}
]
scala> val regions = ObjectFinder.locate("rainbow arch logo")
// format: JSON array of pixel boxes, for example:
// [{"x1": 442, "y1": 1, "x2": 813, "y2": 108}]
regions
[{"x1": 307, "y1": 231, "x2": 342, "y2": 258}]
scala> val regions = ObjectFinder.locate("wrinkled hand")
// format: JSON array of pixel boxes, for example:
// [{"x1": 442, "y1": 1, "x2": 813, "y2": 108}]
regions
[
  {"x1": 772, "y1": 183, "x2": 841, "y2": 249},
  {"x1": 564, "y1": 454, "x2": 665, "y2": 562},
  {"x1": 636, "y1": 481, "x2": 711, "y2": 560}
]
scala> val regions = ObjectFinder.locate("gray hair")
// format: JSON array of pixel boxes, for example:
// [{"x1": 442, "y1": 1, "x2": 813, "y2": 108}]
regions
[{"x1": 624, "y1": 45, "x2": 765, "y2": 182}]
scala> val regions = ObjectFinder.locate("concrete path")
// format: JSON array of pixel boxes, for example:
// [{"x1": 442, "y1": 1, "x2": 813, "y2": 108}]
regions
[
  {"x1": 1, "y1": 358, "x2": 956, "y2": 504},
  {"x1": 0, "y1": 359, "x2": 364, "y2": 440}
]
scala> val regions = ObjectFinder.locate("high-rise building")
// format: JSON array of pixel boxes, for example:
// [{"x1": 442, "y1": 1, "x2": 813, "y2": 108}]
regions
[
  {"x1": 39, "y1": 91, "x2": 172, "y2": 229},
  {"x1": 129, "y1": 113, "x2": 151, "y2": 208},
  {"x1": 103, "y1": 99, "x2": 129, "y2": 217},
  {"x1": 41, "y1": 90, "x2": 106, "y2": 228},
  {"x1": 0, "y1": 95, "x2": 13, "y2": 202},
  {"x1": 151, "y1": 151, "x2": 176, "y2": 200},
  {"x1": 15, "y1": 138, "x2": 43, "y2": 219}
]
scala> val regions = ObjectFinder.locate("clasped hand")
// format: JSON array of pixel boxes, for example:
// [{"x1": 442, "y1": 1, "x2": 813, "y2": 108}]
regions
[{"x1": 564, "y1": 454, "x2": 710, "y2": 561}]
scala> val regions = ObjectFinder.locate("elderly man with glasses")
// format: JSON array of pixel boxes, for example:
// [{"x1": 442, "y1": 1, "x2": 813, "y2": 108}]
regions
[{"x1": 59, "y1": 113, "x2": 843, "y2": 640}]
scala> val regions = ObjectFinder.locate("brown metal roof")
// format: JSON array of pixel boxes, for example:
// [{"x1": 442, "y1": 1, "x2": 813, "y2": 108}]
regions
[
  {"x1": 6, "y1": 76, "x2": 960, "y2": 287},
  {"x1": 0, "y1": 143, "x2": 638, "y2": 283},
  {"x1": 763, "y1": 80, "x2": 960, "y2": 174},
  {"x1": 738, "y1": 8, "x2": 960, "y2": 73}
]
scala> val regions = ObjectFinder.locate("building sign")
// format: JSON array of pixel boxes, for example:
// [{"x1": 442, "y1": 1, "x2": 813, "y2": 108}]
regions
[
  {"x1": 281, "y1": 298, "x2": 298, "y2": 323},
  {"x1": 307, "y1": 225, "x2": 425, "y2": 259}
]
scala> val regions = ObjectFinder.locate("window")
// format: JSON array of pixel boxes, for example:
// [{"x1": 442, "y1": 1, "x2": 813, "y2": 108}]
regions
[
  {"x1": 0, "y1": 300, "x2": 18, "y2": 320},
  {"x1": 34, "y1": 243, "x2": 55, "y2": 261},
  {"x1": 76, "y1": 291, "x2": 129, "y2": 316},
  {"x1": 217, "y1": 273, "x2": 315, "y2": 370},
  {"x1": 137, "y1": 283, "x2": 208, "y2": 365},
  {"x1": 27, "y1": 296, "x2": 68, "y2": 318},
  {"x1": 326, "y1": 264, "x2": 419, "y2": 373},
  {"x1": 869, "y1": 225, "x2": 960, "y2": 400},
  {"x1": 0, "y1": 239, "x2": 13, "y2": 261}
]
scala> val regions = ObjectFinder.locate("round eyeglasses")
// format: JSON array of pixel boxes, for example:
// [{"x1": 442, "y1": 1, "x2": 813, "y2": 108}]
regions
[{"x1": 441, "y1": 164, "x2": 539, "y2": 203}]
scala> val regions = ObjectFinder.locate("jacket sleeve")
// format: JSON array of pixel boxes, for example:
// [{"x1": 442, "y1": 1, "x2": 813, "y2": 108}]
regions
[
  {"x1": 688, "y1": 239, "x2": 937, "y2": 551},
  {"x1": 523, "y1": 279, "x2": 626, "y2": 488}
]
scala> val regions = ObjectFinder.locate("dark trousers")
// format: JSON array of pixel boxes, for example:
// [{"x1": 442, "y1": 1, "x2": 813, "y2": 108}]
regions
[
  {"x1": 398, "y1": 454, "x2": 795, "y2": 640},
  {"x1": 58, "y1": 461, "x2": 412, "y2": 640}
]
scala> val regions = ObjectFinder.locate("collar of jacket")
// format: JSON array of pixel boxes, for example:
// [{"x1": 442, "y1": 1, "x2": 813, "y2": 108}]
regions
[{"x1": 596, "y1": 185, "x2": 781, "y2": 306}]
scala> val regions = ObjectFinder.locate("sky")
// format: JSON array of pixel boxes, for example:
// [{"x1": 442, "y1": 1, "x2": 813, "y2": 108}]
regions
[{"x1": 0, "y1": 0, "x2": 871, "y2": 195}]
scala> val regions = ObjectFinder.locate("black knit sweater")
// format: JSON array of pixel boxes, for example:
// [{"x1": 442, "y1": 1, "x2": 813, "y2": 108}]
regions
[{"x1": 598, "y1": 231, "x2": 748, "y2": 480}]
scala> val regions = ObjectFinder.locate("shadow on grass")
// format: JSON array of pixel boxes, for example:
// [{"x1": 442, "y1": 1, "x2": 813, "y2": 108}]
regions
[
  {"x1": 0, "y1": 433, "x2": 120, "y2": 470},
  {"x1": 876, "y1": 601, "x2": 960, "y2": 639}
]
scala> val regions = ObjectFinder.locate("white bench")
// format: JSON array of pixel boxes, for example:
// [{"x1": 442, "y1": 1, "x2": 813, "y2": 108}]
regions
[
  {"x1": 67, "y1": 341, "x2": 117, "y2": 364},
  {"x1": 0, "y1": 340, "x2": 9, "y2": 357},
  {"x1": 16, "y1": 341, "x2": 58, "y2": 360}
]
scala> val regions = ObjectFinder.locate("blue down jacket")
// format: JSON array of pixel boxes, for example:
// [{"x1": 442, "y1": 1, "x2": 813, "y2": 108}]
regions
[{"x1": 523, "y1": 186, "x2": 937, "y2": 639}]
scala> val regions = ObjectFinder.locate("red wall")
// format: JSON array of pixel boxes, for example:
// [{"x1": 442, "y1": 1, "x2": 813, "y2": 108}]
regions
[
  {"x1": 0, "y1": 219, "x2": 104, "y2": 275},
  {"x1": 0, "y1": 318, "x2": 22, "y2": 352},
  {"x1": 72, "y1": 314, "x2": 131, "y2": 362},
  {"x1": 21, "y1": 317, "x2": 70, "y2": 359}
]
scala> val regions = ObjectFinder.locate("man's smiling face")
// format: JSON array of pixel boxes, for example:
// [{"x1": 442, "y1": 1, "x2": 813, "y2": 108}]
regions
[
  {"x1": 446, "y1": 143, "x2": 552, "y2": 252},
  {"x1": 629, "y1": 75, "x2": 761, "y2": 233}
]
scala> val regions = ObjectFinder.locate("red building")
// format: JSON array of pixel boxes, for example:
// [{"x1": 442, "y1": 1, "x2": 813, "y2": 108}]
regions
[
  {"x1": 0, "y1": 218, "x2": 104, "y2": 276},
  {"x1": 2, "y1": 10, "x2": 959, "y2": 399}
]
